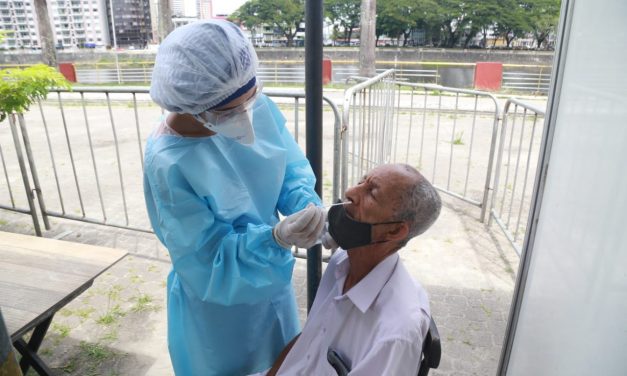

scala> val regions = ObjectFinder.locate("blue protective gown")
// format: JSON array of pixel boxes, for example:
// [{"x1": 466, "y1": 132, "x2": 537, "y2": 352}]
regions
[{"x1": 143, "y1": 94, "x2": 321, "y2": 375}]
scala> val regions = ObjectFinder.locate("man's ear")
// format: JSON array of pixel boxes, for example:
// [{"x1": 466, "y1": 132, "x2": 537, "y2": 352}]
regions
[{"x1": 384, "y1": 222, "x2": 409, "y2": 242}]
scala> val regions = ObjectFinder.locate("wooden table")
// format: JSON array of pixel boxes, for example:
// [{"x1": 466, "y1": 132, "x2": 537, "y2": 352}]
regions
[{"x1": 0, "y1": 231, "x2": 127, "y2": 375}]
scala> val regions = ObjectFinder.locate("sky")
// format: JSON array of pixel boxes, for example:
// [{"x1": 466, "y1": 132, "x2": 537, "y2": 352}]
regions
[{"x1": 212, "y1": 0, "x2": 248, "y2": 16}]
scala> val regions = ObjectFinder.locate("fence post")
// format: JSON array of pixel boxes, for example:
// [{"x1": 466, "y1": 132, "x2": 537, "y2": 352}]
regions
[
  {"x1": 17, "y1": 114, "x2": 51, "y2": 230},
  {"x1": 8, "y1": 114, "x2": 42, "y2": 236}
]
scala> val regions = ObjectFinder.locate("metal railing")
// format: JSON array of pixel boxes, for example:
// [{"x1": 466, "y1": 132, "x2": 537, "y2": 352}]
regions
[
  {"x1": 0, "y1": 71, "x2": 547, "y2": 257},
  {"x1": 339, "y1": 70, "x2": 502, "y2": 221},
  {"x1": 488, "y1": 98, "x2": 546, "y2": 255},
  {"x1": 502, "y1": 71, "x2": 552, "y2": 94},
  {"x1": 75, "y1": 65, "x2": 441, "y2": 86},
  {"x1": 0, "y1": 87, "x2": 341, "y2": 259}
]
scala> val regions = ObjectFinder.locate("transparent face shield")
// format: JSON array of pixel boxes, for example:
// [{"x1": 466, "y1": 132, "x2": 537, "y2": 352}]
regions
[{"x1": 193, "y1": 84, "x2": 262, "y2": 127}]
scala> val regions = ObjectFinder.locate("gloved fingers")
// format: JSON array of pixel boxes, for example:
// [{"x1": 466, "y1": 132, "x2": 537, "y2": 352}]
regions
[
  {"x1": 311, "y1": 211, "x2": 326, "y2": 239},
  {"x1": 272, "y1": 226, "x2": 292, "y2": 249},
  {"x1": 287, "y1": 205, "x2": 317, "y2": 230},
  {"x1": 289, "y1": 205, "x2": 324, "y2": 235},
  {"x1": 298, "y1": 234, "x2": 319, "y2": 249}
]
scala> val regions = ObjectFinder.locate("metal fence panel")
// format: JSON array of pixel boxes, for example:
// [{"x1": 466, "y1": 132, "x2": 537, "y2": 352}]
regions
[
  {"x1": 489, "y1": 98, "x2": 546, "y2": 255},
  {"x1": 0, "y1": 87, "x2": 341, "y2": 259},
  {"x1": 339, "y1": 70, "x2": 501, "y2": 221}
]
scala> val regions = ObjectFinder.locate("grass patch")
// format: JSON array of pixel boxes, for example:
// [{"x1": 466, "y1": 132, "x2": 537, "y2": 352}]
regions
[
  {"x1": 80, "y1": 342, "x2": 114, "y2": 361},
  {"x1": 40, "y1": 347, "x2": 53, "y2": 356},
  {"x1": 130, "y1": 293, "x2": 159, "y2": 313},
  {"x1": 58, "y1": 308, "x2": 73, "y2": 317},
  {"x1": 101, "y1": 329, "x2": 118, "y2": 342},
  {"x1": 60, "y1": 357, "x2": 77, "y2": 373},
  {"x1": 51, "y1": 323, "x2": 71, "y2": 338},
  {"x1": 130, "y1": 274, "x2": 144, "y2": 284},
  {"x1": 96, "y1": 304, "x2": 126, "y2": 326},
  {"x1": 107, "y1": 285, "x2": 124, "y2": 302},
  {"x1": 480, "y1": 304, "x2": 493, "y2": 317},
  {"x1": 452, "y1": 131, "x2": 464, "y2": 145},
  {"x1": 75, "y1": 306, "x2": 96, "y2": 320}
]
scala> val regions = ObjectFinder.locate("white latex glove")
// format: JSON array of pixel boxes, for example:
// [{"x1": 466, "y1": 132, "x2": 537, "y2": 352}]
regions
[
  {"x1": 273, "y1": 203, "x2": 326, "y2": 249},
  {"x1": 320, "y1": 231, "x2": 339, "y2": 251}
]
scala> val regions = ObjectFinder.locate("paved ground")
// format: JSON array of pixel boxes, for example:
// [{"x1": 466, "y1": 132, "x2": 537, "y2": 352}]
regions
[
  {"x1": 2, "y1": 190, "x2": 518, "y2": 376},
  {"x1": 0, "y1": 85, "x2": 536, "y2": 375}
]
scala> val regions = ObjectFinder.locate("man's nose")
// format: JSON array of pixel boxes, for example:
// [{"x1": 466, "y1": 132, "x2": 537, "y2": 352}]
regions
[{"x1": 344, "y1": 186, "x2": 359, "y2": 205}]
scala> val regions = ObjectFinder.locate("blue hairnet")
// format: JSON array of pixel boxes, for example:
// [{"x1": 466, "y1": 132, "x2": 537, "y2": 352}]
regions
[{"x1": 150, "y1": 20, "x2": 258, "y2": 114}]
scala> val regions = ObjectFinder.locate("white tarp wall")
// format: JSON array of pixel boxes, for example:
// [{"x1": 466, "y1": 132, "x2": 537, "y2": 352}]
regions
[{"x1": 498, "y1": 0, "x2": 627, "y2": 375}]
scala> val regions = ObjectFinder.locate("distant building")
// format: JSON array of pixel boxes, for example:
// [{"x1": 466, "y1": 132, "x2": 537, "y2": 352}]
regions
[
  {"x1": 171, "y1": 0, "x2": 184, "y2": 17},
  {"x1": 52, "y1": 0, "x2": 110, "y2": 49},
  {"x1": 0, "y1": 0, "x2": 111, "y2": 50},
  {"x1": 198, "y1": 0, "x2": 212, "y2": 20},
  {"x1": 107, "y1": 0, "x2": 152, "y2": 48},
  {"x1": 0, "y1": 0, "x2": 40, "y2": 49}
]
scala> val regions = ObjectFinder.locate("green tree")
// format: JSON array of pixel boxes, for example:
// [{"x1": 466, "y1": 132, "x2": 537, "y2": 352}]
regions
[
  {"x1": 493, "y1": 0, "x2": 529, "y2": 47},
  {"x1": 232, "y1": 0, "x2": 305, "y2": 47},
  {"x1": 521, "y1": 0, "x2": 560, "y2": 48},
  {"x1": 325, "y1": 0, "x2": 361, "y2": 44},
  {"x1": 376, "y1": 0, "x2": 439, "y2": 46},
  {"x1": 0, "y1": 65, "x2": 70, "y2": 122},
  {"x1": 465, "y1": 0, "x2": 500, "y2": 47},
  {"x1": 376, "y1": 0, "x2": 414, "y2": 45}
]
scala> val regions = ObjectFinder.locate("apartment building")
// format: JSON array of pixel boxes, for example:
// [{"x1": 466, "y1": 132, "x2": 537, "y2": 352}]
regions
[
  {"x1": 106, "y1": 0, "x2": 152, "y2": 47},
  {"x1": 0, "y1": 0, "x2": 39, "y2": 49},
  {"x1": 51, "y1": 0, "x2": 110, "y2": 48},
  {"x1": 0, "y1": 0, "x2": 151, "y2": 50}
]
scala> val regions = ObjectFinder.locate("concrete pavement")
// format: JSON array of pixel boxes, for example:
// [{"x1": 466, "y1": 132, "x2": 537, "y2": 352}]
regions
[{"x1": 1, "y1": 189, "x2": 518, "y2": 376}]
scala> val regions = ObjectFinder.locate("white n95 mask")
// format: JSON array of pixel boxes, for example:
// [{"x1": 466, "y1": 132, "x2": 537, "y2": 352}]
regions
[{"x1": 200, "y1": 109, "x2": 255, "y2": 145}]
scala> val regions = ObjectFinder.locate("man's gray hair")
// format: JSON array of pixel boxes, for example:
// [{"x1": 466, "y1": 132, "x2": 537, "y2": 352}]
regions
[{"x1": 393, "y1": 165, "x2": 441, "y2": 246}]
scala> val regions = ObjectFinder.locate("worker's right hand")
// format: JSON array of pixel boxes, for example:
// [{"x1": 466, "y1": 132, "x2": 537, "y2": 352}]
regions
[{"x1": 273, "y1": 203, "x2": 326, "y2": 249}]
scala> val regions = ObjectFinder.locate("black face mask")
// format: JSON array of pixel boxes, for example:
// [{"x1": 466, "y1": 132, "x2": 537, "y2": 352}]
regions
[{"x1": 327, "y1": 202, "x2": 402, "y2": 250}]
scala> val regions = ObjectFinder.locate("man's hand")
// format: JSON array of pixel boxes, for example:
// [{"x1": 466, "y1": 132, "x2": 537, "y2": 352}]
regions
[{"x1": 273, "y1": 204, "x2": 325, "y2": 249}]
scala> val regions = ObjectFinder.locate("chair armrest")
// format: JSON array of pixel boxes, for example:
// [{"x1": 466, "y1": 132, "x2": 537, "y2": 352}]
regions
[
  {"x1": 418, "y1": 317, "x2": 442, "y2": 376},
  {"x1": 327, "y1": 348, "x2": 350, "y2": 376}
]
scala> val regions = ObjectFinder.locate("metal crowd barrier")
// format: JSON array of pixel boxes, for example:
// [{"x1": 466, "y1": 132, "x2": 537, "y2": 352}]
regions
[
  {"x1": 0, "y1": 71, "x2": 547, "y2": 257},
  {"x1": 488, "y1": 98, "x2": 546, "y2": 255},
  {"x1": 0, "y1": 87, "x2": 341, "y2": 260},
  {"x1": 338, "y1": 69, "x2": 502, "y2": 221},
  {"x1": 502, "y1": 71, "x2": 551, "y2": 94}
]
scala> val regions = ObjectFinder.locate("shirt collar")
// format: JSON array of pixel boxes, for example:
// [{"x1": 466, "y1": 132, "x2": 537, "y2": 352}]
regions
[{"x1": 333, "y1": 249, "x2": 399, "y2": 313}]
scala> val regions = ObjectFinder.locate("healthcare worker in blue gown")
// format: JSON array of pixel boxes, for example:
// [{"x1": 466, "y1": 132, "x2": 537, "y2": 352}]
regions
[{"x1": 143, "y1": 20, "x2": 326, "y2": 375}]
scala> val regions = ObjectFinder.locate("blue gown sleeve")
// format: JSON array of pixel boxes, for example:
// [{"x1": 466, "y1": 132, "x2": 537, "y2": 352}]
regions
[
  {"x1": 265, "y1": 98, "x2": 323, "y2": 215},
  {"x1": 144, "y1": 160, "x2": 295, "y2": 306}
]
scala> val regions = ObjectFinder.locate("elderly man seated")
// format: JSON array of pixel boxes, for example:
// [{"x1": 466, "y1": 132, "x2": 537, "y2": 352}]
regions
[{"x1": 254, "y1": 163, "x2": 442, "y2": 376}]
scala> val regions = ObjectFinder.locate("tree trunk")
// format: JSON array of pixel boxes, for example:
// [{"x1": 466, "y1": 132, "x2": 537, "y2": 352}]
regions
[
  {"x1": 33, "y1": 0, "x2": 57, "y2": 66},
  {"x1": 535, "y1": 32, "x2": 547, "y2": 49},
  {"x1": 348, "y1": 27, "x2": 353, "y2": 44},
  {"x1": 506, "y1": 32, "x2": 515, "y2": 47},
  {"x1": 359, "y1": 0, "x2": 376, "y2": 76},
  {"x1": 158, "y1": 0, "x2": 174, "y2": 42},
  {"x1": 286, "y1": 29, "x2": 296, "y2": 47}
]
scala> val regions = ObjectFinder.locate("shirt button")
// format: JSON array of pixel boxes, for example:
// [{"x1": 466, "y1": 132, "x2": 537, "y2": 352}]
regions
[
  {"x1": 307, "y1": 354, "x2": 311, "y2": 360},
  {"x1": 322, "y1": 328, "x2": 326, "y2": 333}
]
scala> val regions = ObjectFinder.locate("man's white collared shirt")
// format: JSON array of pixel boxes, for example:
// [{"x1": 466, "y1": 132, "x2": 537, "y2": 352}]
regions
[{"x1": 277, "y1": 249, "x2": 430, "y2": 375}]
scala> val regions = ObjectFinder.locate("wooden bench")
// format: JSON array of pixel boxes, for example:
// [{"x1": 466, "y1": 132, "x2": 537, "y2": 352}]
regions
[{"x1": 0, "y1": 231, "x2": 127, "y2": 375}]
